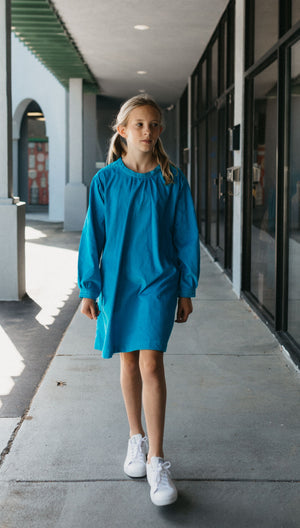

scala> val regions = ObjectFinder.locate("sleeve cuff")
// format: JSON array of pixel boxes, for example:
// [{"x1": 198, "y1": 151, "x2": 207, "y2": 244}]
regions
[
  {"x1": 178, "y1": 290, "x2": 196, "y2": 298},
  {"x1": 79, "y1": 289, "x2": 99, "y2": 300}
]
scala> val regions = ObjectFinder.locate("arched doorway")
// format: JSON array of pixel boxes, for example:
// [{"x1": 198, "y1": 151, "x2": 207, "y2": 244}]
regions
[{"x1": 19, "y1": 101, "x2": 49, "y2": 213}]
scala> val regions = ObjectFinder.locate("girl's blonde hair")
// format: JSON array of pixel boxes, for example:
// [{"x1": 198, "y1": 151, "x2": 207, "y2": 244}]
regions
[{"x1": 107, "y1": 94, "x2": 175, "y2": 184}]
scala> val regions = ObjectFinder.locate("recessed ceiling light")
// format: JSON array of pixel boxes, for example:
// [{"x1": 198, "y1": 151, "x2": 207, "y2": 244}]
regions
[
  {"x1": 137, "y1": 70, "x2": 147, "y2": 75},
  {"x1": 27, "y1": 112, "x2": 44, "y2": 117},
  {"x1": 139, "y1": 89, "x2": 146, "y2": 93},
  {"x1": 134, "y1": 25, "x2": 150, "y2": 31}
]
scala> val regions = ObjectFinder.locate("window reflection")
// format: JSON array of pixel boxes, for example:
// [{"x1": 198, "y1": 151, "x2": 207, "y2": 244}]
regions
[
  {"x1": 200, "y1": 61, "x2": 207, "y2": 114},
  {"x1": 251, "y1": 61, "x2": 277, "y2": 317},
  {"x1": 288, "y1": 40, "x2": 300, "y2": 345},
  {"x1": 211, "y1": 39, "x2": 218, "y2": 102},
  {"x1": 218, "y1": 100, "x2": 226, "y2": 252},
  {"x1": 254, "y1": 1, "x2": 278, "y2": 62},
  {"x1": 192, "y1": 127, "x2": 198, "y2": 210},
  {"x1": 199, "y1": 119, "x2": 206, "y2": 236},
  {"x1": 221, "y1": 20, "x2": 227, "y2": 94},
  {"x1": 292, "y1": 0, "x2": 300, "y2": 26},
  {"x1": 208, "y1": 110, "x2": 218, "y2": 249},
  {"x1": 193, "y1": 73, "x2": 198, "y2": 122}
]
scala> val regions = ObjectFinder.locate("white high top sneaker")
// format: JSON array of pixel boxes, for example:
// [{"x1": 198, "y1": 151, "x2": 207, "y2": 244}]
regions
[
  {"x1": 146, "y1": 457, "x2": 178, "y2": 506},
  {"x1": 124, "y1": 434, "x2": 148, "y2": 478}
]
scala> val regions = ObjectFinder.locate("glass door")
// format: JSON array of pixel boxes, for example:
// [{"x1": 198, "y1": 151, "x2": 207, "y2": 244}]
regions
[
  {"x1": 217, "y1": 99, "x2": 226, "y2": 265},
  {"x1": 246, "y1": 60, "x2": 278, "y2": 319},
  {"x1": 225, "y1": 93, "x2": 234, "y2": 273},
  {"x1": 287, "y1": 39, "x2": 300, "y2": 346},
  {"x1": 198, "y1": 118, "x2": 207, "y2": 239},
  {"x1": 208, "y1": 109, "x2": 218, "y2": 251},
  {"x1": 214, "y1": 93, "x2": 234, "y2": 271}
]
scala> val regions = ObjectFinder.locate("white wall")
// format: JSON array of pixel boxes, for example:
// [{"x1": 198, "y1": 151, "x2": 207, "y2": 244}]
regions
[{"x1": 11, "y1": 34, "x2": 67, "y2": 221}]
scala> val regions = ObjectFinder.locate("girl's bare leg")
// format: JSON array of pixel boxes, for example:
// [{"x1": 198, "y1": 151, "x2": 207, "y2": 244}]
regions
[
  {"x1": 120, "y1": 351, "x2": 145, "y2": 437},
  {"x1": 139, "y1": 349, "x2": 166, "y2": 461}
]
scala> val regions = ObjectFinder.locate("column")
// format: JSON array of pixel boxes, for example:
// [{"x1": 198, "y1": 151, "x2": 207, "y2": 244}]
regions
[
  {"x1": 64, "y1": 78, "x2": 87, "y2": 231},
  {"x1": 0, "y1": 0, "x2": 25, "y2": 300},
  {"x1": 83, "y1": 92, "x2": 97, "y2": 187},
  {"x1": 232, "y1": 0, "x2": 246, "y2": 297}
]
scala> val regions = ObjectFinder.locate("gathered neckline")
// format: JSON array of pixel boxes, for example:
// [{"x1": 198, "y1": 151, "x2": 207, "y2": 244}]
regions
[{"x1": 118, "y1": 157, "x2": 160, "y2": 178}]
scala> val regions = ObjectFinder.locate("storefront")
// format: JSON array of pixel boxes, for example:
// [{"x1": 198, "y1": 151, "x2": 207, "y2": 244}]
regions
[
  {"x1": 243, "y1": 0, "x2": 300, "y2": 360},
  {"x1": 183, "y1": 0, "x2": 300, "y2": 364},
  {"x1": 188, "y1": 0, "x2": 235, "y2": 274}
]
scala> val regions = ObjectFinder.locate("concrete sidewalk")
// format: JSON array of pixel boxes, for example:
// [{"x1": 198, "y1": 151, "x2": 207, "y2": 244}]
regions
[
  {"x1": 0, "y1": 220, "x2": 81, "y2": 459},
  {"x1": 0, "y1": 249, "x2": 299, "y2": 527}
]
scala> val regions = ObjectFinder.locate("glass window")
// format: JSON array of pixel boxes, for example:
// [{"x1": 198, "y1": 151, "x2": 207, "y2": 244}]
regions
[
  {"x1": 227, "y1": 1, "x2": 235, "y2": 86},
  {"x1": 287, "y1": 40, "x2": 300, "y2": 345},
  {"x1": 192, "y1": 72, "x2": 198, "y2": 123},
  {"x1": 199, "y1": 60, "x2": 207, "y2": 114},
  {"x1": 198, "y1": 119, "x2": 206, "y2": 236},
  {"x1": 292, "y1": 0, "x2": 300, "y2": 26},
  {"x1": 192, "y1": 127, "x2": 198, "y2": 209},
  {"x1": 250, "y1": 61, "x2": 278, "y2": 317},
  {"x1": 226, "y1": 92, "x2": 234, "y2": 271},
  {"x1": 211, "y1": 38, "x2": 218, "y2": 102},
  {"x1": 218, "y1": 99, "x2": 226, "y2": 253},
  {"x1": 254, "y1": 1, "x2": 279, "y2": 62},
  {"x1": 220, "y1": 20, "x2": 227, "y2": 94},
  {"x1": 208, "y1": 110, "x2": 218, "y2": 249},
  {"x1": 179, "y1": 87, "x2": 188, "y2": 174}
]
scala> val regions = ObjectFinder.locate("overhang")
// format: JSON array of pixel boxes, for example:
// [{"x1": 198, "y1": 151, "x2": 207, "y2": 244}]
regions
[{"x1": 11, "y1": 0, "x2": 99, "y2": 93}]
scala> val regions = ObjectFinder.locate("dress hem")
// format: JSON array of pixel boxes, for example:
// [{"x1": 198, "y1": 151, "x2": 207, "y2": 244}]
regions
[{"x1": 95, "y1": 343, "x2": 168, "y2": 359}]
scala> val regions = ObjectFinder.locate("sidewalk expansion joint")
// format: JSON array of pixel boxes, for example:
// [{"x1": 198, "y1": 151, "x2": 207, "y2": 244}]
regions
[
  {"x1": 0, "y1": 410, "x2": 30, "y2": 468},
  {"x1": 194, "y1": 299, "x2": 238, "y2": 302},
  {"x1": 4, "y1": 478, "x2": 299, "y2": 484},
  {"x1": 56, "y1": 354, "x2": 100, "y2": 357},
  {"x1": 167, "y1": 353, "x2": 276, "y2": 357}
]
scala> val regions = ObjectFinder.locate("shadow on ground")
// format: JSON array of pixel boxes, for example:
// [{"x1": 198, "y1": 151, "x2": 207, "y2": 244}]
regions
[{"x1": 0, "y1": 220, "x2": 81, "y2": 418}]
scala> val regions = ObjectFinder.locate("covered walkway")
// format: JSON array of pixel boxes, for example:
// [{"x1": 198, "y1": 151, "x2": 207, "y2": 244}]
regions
[{"x1": 0, "y1": 1, "x2": 299, "y2": 524}]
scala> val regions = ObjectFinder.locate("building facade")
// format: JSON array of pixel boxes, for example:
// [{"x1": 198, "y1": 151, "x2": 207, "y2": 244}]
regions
[{"x1": 181, "y1": 0, "x2": 300, "y2": 364}]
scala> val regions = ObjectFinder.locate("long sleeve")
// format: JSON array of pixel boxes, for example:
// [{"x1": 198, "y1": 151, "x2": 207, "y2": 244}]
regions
[
  {"x1": 173, "y1": 175, "x2": 200, "y2": 297},
  {"x1": 78, "y1": 173, "x2": 106, "y2": 299}
]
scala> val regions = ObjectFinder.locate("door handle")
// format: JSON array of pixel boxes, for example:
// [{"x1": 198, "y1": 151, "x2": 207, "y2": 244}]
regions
[{"x1": 218, "y1": 173, "x2": 223, "y2": 200}]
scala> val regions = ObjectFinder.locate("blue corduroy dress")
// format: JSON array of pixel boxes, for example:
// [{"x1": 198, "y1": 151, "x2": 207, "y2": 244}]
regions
[{"x1": 78, "y1": 157, "x2": 200, "y2": 358}]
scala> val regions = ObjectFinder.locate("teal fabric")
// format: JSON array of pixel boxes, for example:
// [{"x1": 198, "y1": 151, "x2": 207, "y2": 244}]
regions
[{"x1": 78, "y1": 158, "x2": 200, "y2": 358}]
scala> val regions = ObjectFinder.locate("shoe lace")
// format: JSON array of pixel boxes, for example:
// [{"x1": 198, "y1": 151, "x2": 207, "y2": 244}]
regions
[
  {"x1": 154, "y1": 461, "x2": 172, "y2": 492},
  {"x1": 128, "y1": 436, "x2": 147, "y2": 465}
]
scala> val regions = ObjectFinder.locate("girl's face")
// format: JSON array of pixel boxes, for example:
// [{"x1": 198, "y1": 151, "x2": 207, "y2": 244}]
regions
[{"x1": 117, "y1": 105, "x2": 163, "y2": 155}]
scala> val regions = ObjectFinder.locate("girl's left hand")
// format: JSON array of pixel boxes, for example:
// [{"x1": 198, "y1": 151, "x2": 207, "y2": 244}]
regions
[{"x1": 175, "y1": 297, "x2": 193, "y2": 323}]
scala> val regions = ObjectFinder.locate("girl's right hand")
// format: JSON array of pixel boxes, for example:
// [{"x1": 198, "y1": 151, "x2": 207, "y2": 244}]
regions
[{"x1": 81, "y1": 298, "x2": 100, "y2": 320}]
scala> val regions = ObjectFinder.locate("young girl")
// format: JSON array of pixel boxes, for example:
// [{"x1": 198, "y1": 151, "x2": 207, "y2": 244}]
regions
[{"x1": 78, "y1": 94, "x2": 200, "y2": 507}]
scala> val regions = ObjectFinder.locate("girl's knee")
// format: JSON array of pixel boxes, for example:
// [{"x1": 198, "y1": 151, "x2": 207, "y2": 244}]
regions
[
  {"x1": 120, "y1": 351, "x2": 140, "y2": 375},
  {"x1": 139, "y1": 351, "x2": 164, "y2": 380}
]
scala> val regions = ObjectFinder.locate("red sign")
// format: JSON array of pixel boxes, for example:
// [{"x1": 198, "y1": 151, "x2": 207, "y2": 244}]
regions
[{"x1": 28, "y1": 141, "x2": 49, "y2": 205}]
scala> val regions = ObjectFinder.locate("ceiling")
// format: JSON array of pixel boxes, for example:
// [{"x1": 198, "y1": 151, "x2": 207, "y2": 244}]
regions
[
  {"x1": 51, "y1": 0, "x2": 228, "y2": 104},
  {"x1": 12, "y1": 0, "x2": 229, "y2": 105}
]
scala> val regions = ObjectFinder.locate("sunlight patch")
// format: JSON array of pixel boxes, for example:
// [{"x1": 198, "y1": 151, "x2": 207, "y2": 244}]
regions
[{"x1": 25, "y1": 226, "x2": 47, "y2": 240}]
